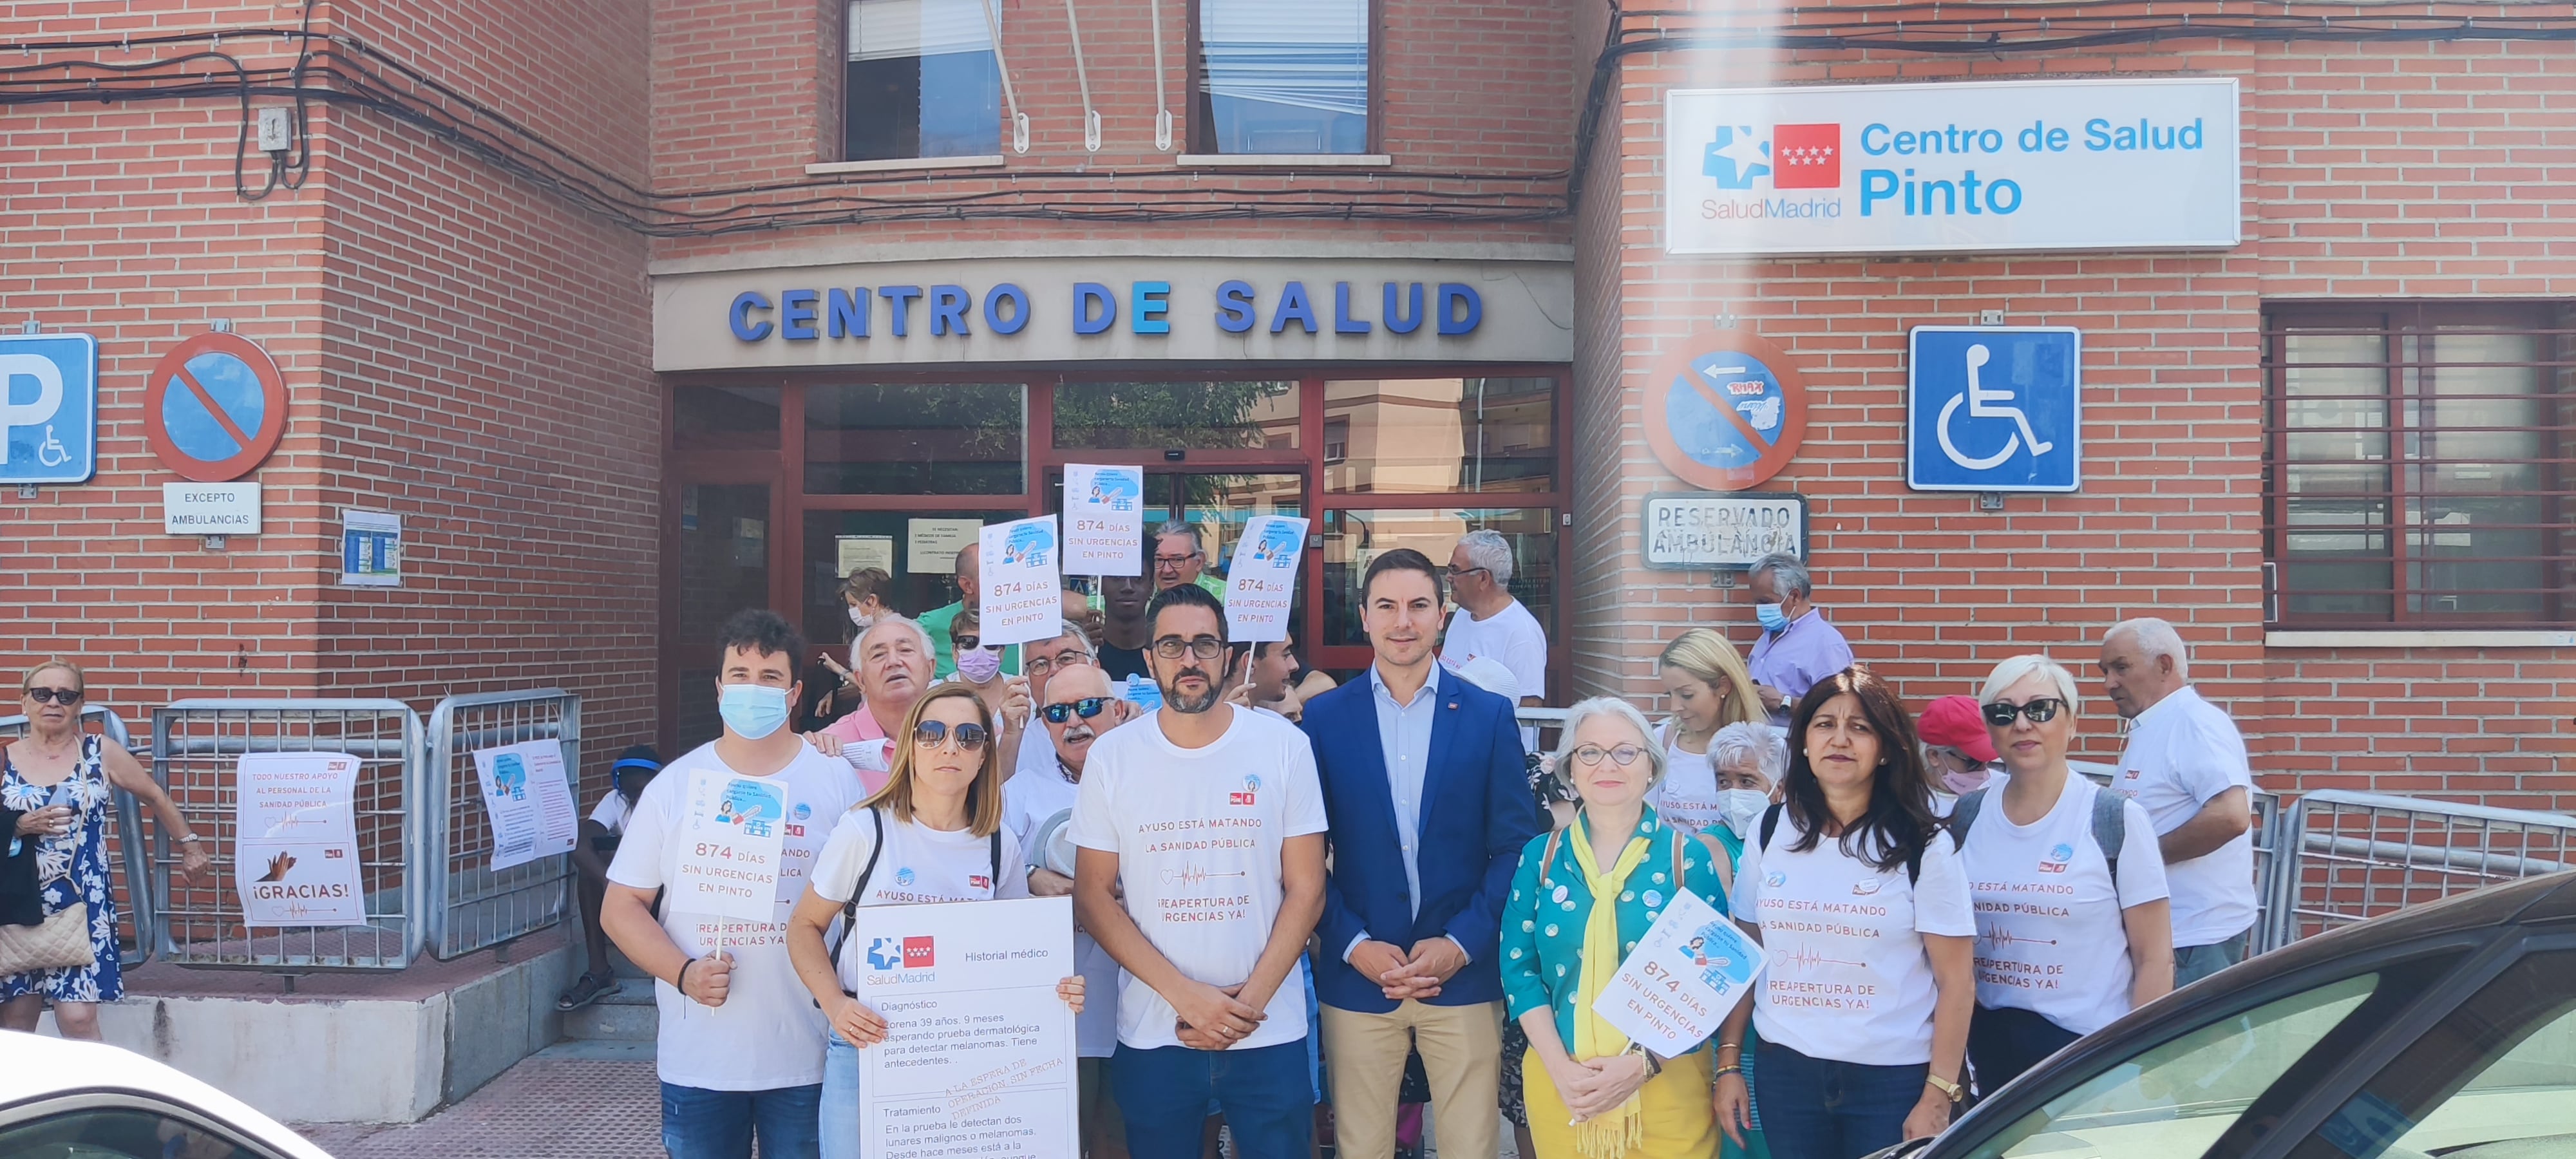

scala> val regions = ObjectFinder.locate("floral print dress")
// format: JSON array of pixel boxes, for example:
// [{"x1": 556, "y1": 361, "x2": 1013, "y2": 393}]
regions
[{"x1": 1, "y1": 735, "x2": 122, "y2": 1003}]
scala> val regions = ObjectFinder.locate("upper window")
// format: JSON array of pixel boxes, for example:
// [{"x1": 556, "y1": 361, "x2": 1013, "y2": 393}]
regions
[
  {"x1": 2263, "y1": 303, "x2": 2573, "y2": 627},
  {"x1": 844, "y1": 0, "x2": 1001, "y2": 161},
  {"x1": 1192, "y1": 0, "x2": 1372, "y2": 155}
]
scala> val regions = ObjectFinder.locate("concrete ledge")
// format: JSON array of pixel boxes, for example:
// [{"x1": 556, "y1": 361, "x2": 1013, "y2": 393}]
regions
[{"x1": 41, "y1": 929, "x2": 574, "y2": 1124}]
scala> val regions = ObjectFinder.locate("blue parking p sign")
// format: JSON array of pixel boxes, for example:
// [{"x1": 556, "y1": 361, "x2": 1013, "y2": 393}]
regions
[
  {"x1": 1907, "y1": 326, "x2": 2081, "y2": 493},
  {"x1": 0, "y1": 334, "x2": 99, "y2": 485}
]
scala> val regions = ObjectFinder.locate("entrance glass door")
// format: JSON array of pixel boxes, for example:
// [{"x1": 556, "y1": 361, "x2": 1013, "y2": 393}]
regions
[{"x1": 672, "y1": 481, "x2": 772, "y2": 749}]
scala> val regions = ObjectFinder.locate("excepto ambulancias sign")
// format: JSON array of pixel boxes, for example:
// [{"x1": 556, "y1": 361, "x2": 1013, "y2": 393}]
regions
[{"x1": 1665, "y1": 77, "x2": 2240, "y2": 256}]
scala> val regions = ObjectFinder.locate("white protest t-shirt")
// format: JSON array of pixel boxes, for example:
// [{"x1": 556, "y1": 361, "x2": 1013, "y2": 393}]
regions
[
  {"x1": 606, "y1": 742, "x2": 859, "y2": 1091},
  {"x1": 808, "y1": 807, "x2": 1030, "y2": 997},
  {"x1": 590, "y1": 792, "x2": 633, "y2": 835},
  {"x1": 1649, "y1": 719, "x2": 1725, "y2": 836},
  {"x1": 1070, "y1": 706, "x2": 1329, "y2": 1052},
  {"x1": 1002, "y1": 758, "x2": 1122, "y2": 1059},
  {"x1": 1960, "y1": 775, "x2": 2171, "y2": 1037},
  {"x1": 2112, "y1": 686, "x2": 2257, "y2": 947},
  {"x1": 1732, "y1": 815, "x2": 1978, "y2": 1066},
  {"x1": 1440, "y1": 600, "x2": 1549, "y2": 700}
]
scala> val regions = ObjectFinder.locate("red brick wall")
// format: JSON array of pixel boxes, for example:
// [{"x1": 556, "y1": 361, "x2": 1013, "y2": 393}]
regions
[{"x1": 1571, "y1": 15, "x2": 2575, "y2": 805}]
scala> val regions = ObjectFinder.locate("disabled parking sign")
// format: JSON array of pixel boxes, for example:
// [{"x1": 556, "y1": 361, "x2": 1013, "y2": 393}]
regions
[
  {"x1": 0, "y1": 333, "x2": 98, "y2": 485},
  {"x1": 1908, "y1": 326, "x2": 2082, "y2": 493}
]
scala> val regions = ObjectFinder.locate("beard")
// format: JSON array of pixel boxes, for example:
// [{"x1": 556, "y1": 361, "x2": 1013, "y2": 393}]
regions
[{"x1": 1163, "y1": 670, "x2": 1222, "y2": 713}]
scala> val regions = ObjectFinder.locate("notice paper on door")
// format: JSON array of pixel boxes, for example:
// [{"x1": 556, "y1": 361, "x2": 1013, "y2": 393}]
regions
[
  {"x1": 1062, "y1": 464, "x2": 1144, "y2": 576},
  {"x1": 234, "y1": 752, "x2": 368, "y2": 927},
  {"x1": 470, "y1": 739, "x2": 580, "y2": 872},
  {"x1": 1224, "y1": 514, "x2": 1308, "y2": 643},
  {"x1": 980, "y1": 514, "x2": 1065, "y2": 647}
]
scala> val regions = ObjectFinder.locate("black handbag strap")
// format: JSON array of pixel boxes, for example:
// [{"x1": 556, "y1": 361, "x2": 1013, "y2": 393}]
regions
[{"x1": 827, "y1": 807, "x2": 888, "y2": 979}]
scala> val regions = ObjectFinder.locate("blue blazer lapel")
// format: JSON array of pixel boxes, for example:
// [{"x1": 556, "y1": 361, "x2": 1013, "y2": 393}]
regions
[{"x1": 1419, "y1": 666, "x2": 1468, "y2": 834}]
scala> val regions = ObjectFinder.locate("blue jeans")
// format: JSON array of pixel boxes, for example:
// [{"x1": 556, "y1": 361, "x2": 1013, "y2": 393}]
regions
[
  {"x1": 1967, "y1": 1004, "x2": 2081, "y2": 1096},
  {"x1": 820, "y1": 1035, "x2": 862, "y2": 1159},
  {"x1": 2175, "y1": 929, "x2": 2251, "y2": 988},
  {"x1": 1111, "y1": 1040, "x2": 1314, "y2": 1159},
  {"x1": 659, "y1": 1081, "x2": 822, "y2": 1159},
  {"x1": 1755, "y1": 1041, "x2": 1926, "y2": 1159}
]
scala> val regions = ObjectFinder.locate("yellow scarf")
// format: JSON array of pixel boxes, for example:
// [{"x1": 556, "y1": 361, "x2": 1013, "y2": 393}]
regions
[{"x1": 1565, "y1": 811, "x2": 1653, "y2": 1159}]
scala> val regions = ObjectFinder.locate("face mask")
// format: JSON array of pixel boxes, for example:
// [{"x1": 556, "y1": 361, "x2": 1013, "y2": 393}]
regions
[
  {"x1": 955, "y1": 647, "x2": 1003, "y2": 683},
  {"x1": 718, "y1": 683, "x2": 790, "y2": 740},
  {"x1": 1715, "y1": 789, "x2": 1770, "y2": 838},
  {"x1": 1942, "y1": 768, "x2": 1994, "y2": 796},
  {"x1": 848, "y1": 605, "x2": 875, "y2": 629},
  {"x1": 1754, "y1": 603, "x2": 1791, "y2": 632}
]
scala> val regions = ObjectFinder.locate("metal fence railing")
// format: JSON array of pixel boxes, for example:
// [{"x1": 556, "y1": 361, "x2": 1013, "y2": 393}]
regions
[
  {"x1": 149, "y1": 699, "x2": 427, "y2": 969},
  {"x1": 1, "y1": 704, "x2": 152, "y2": 963},
  {"x1": 2263, "y1": 789, "x2": 2576, "y2": 950},
  {"x1": 426, "y1": 689, "x2": 582, "y2": 959}
]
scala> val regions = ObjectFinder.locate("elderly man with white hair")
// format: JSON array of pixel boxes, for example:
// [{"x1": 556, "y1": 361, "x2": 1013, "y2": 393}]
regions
[
  {"x1": 2099, "y1": 616, "x2": 2257, "y2": 986},
  {"x1": 1439, "y1": 529, "x2": 1548, "y2": 709},
  {"x1": 819, "y1": 614, "x2": 939, "y2": 794}
]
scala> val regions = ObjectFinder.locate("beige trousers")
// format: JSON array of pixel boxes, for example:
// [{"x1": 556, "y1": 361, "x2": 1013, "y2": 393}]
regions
[{"x1": 1320, "y1": 999, "x2": 1504, "y2": 1159}]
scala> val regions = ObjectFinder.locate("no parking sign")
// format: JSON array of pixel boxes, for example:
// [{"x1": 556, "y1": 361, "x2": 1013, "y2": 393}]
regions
[{"x1": 144, "y1": 332, "x2": 288, "y2": 482}]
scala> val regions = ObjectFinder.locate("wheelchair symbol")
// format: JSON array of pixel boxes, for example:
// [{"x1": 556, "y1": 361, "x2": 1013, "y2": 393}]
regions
[
  {"x1": 35, "y1": 426, "x2": 68, "y2": 468},
  {"x1": 1935, "y1": 343, "x2": 2055, "y2": 471}
]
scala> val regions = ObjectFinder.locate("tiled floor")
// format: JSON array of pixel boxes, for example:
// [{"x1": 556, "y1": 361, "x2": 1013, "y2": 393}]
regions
[{"x1": 294, "y1": 1046, "x2": 663, "y2": 1158}]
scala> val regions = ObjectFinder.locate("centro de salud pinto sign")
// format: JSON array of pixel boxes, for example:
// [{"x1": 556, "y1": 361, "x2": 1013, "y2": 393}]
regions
[{"x1": 1665, "y1": 78, "x2": 2240, "y2": 256}]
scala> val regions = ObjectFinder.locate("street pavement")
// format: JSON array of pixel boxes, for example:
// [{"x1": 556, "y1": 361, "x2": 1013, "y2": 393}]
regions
[{"x1": 293, "y1": 1042, "x2": 661, "y2": 1157}]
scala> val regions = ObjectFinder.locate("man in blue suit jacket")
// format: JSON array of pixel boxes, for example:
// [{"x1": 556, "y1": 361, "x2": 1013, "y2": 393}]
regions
[{"x1": 1300, "y1": 548, "x2": 1545, "y2": 1159}]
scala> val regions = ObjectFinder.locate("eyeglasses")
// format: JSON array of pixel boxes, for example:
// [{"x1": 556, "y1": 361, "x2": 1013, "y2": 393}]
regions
[
  {"x1": 953, "y1": 636, "x2": 982, "y2": 652},
  {"x1": 1982, "y1": 698, "x2": 2067, "y2": 728},
  {"x1": 1570, "y1": 744, "x2": 1647, "y2": 768},
  {"x1": 1152, "y1": 636, "x2": 1227, "y2": 660},
  {"x1": 913, "y1": 721, "x2": 990, "y2": 751},
  {"x1": 1041, "y1": 698, "x2": 1110, "y2": 724},
  {"x1": 1153, "y1": 552, "x2": 1201, "y2": 569},
  {"x1": 25, "y1": 687, "x2": 82, "y2": 705},
  {"x1": 1438, "y1": 566, "x2": 1491, "y2": 583}
]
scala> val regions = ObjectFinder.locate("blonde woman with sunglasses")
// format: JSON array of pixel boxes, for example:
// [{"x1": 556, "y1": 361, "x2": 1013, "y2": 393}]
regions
[{"x1": 786, "y1": 683, "x2": 1084, "y2": 1159}]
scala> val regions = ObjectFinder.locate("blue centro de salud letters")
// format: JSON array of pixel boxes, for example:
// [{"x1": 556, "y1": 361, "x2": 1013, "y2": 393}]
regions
[
  {"x1": 1700, "y1": 114, "x2": 2210, "y2": 221},
  {"x1": 727, "y1": 279, "x2": 1484, "y2": 343}
]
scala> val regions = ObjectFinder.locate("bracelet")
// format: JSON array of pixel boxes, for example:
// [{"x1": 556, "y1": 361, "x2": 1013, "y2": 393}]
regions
[
  {"x1": 178, "y1": 833, "x2": 202, "y2": 845},
  {"x1": 1714, "y1": 1064, "x2": 1744, "y2": 1077},
  {"x1": 675, "y1": 958, "x2": 695, "y2": 992},
  {"x1": 1716, "y1": 1041, "x2": 1745, "y2": 1053}
]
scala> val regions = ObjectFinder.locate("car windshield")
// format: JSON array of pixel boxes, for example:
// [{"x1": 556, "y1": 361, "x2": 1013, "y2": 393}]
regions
[{"x1": 1963, "y1": 974, "x2": 2382, "y2": 1159}]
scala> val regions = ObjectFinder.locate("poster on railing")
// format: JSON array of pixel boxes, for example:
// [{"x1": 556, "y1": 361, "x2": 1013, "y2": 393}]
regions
[
  {"x1": 1591, "y1": 889, "x2": 1766, "y2": 1059},
  {"x1": 979, "y1": 514, "x2": 1065, "y2": 648},
  {"x1": 1224, "y1": 514, "x2": 1309, "y2": 643},
  {"x1": 672, "y1": 766, "x2": 788, "y2": 925},
  {"x1": 470, "y1": 739, "x2": 580, "y2": 872},
  {"x1": 1063, "y1": 464, "x2": 1145, "y2": 576},
  {"x1": 234, "y1": 751, "x2": 368, "y2": 927}
]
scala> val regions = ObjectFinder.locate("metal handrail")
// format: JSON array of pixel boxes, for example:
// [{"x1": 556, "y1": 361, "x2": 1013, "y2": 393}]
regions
[
  {"x1": 425, "y1": 688, "x2": 582, "y2": 959},
  {"x1": 0, "y1": 705, "x2": 152, "y2": 965}
]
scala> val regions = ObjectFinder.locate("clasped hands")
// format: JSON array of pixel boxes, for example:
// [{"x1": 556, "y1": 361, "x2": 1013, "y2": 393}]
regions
[{"x1": 1350, "y1": 937, "x2": 1468, "y2": 1002}]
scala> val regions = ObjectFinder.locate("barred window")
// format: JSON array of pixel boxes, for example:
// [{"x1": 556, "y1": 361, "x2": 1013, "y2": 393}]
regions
[{"x1": 2264, "y1": 303, "x2": 2575, "y2": 626}]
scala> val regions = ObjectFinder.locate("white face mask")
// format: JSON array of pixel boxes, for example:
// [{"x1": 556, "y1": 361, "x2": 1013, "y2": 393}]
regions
[
  {"x1": 848, "y1": 605, "x2": 875, "y2": 629},
  {"x1": 1715, "y1": 788, "x2": 1770, "y2": 838}
]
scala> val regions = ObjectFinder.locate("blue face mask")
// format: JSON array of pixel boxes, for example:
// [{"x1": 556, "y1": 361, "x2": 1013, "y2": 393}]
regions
[
  {"x1": 718, "y1": 683, "x2": 791, "y2": 740},
  {"x1": 1755, "y1": 602, "x2": 1791, "y2": 632}
]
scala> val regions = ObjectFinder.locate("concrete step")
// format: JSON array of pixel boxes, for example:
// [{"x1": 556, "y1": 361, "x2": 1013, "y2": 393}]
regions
[{"x1": 562, "y1": 978, "x2": 658, "y2": 1042}]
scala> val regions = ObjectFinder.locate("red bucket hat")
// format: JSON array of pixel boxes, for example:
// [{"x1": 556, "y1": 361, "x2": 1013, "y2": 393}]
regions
[{"x1": 1917, "y1": 694, "x2": 1998, "y2": 764}]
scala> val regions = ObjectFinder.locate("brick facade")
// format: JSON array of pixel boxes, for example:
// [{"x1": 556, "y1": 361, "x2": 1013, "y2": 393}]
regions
[{"x1": 1574, "y1": 8, "x2": 2575, "y2": 807}]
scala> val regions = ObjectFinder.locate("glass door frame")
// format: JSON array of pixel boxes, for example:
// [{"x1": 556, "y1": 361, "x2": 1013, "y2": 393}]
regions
[{"x1": 662, "y1": 366, "x2": 1571, "y2": 752}]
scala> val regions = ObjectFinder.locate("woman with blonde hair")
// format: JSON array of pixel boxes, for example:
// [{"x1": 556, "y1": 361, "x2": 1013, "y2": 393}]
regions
[
  {"x1": 1649, "y1": 629, "x2": 1765, "y2": 838},
  {"x1": 1502, "y1": 696, "x2": 1737, "y2": 1159},
  {"x1": 786, "y1": 683, "x2": 1083, "y2": 1159}
]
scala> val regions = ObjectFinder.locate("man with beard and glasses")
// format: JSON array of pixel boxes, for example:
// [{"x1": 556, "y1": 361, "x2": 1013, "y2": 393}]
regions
[
  {"x1": 1005, "y1": 661, "x2": 1138, "y2": 1158},
  {"x1": 1072, "y1": 583, "x2": 1329, "y2": 1159}
]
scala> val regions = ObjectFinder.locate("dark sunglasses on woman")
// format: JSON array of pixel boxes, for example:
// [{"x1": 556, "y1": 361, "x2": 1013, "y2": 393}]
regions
[
  {"x1": 1982, "y1": 697, "x2": 2065, "y2": 727},
  {"x1": 1041, "y1": 698, "x2": 1110, "y2": 724},
  {"x1": 912, "y1": 720, "x2": 989, "y2": 751},
  {"x1": 25, "y1": 686, "x2": 83, "y2": 705}
]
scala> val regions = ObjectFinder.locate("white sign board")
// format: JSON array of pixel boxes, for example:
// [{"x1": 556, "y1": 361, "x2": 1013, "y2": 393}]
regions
[
  {"x1": 1665, "y1": 78, "x2": 2240, "y2": 256},
  {"x1": 1591, "y1": 889, "x2": 1766, "y2": 1059},
  {"x1": 234, "y1": 752, "x2": 367, "y2": 927},
  {"x1": 1062, "y1": 464, "x2": 1145, "y2": 576},
  {"x1": 163, "y1": 483, "x2": 262, "y2": 535},
  {"x1": 907, "y1": 518, "x2": 984, "y2": 575},
  {"x1": 1224, "y1": 514, "x2": 1308, "y2": 642},
  {"x1": 980, "y1": 514, "x2": 1065, "y2": 647},
  {"x1": 851, "y1": 896, "x2": 1079, "y2": 1159},
  {"x1": 836, "y1": 534, "x2": 895, "y2": 578},
  {"x1": 1642, "y1": 493, "x2": 1806, "y2": 570},
  {"x1": 340, "y1": 509, "x2": 401, "y2": 587},
  {"x1": 469, "y1": 739, "x2": 580, "y2": 872},
  {"x1": 672, "y1": 767, "x2": 789, "y2": 925}
]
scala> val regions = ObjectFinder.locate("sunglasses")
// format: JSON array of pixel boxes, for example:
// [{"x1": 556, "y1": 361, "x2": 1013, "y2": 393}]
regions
[
  {"x1": 25, "y1": 687, "x2": 82, "y2": 706},
  {"x1": 1041, "y1": 698, "x2": 1110, "y2": 724},
  {"x1": 1982, "y1": 698, "x2": 2067, "y2": 728},
  {"x1": 953, "y1": 636, "x2": 983, "y2": 652},
  {"x1": 1152, "y1": 636, "x2": 1227, "y2": 661},
  {"x1": 1570, "y1": 744, "x2": 1647, "y2": 768},
  {"x1": 913, "y1": 721, "x2": 990, "y2": 751}
]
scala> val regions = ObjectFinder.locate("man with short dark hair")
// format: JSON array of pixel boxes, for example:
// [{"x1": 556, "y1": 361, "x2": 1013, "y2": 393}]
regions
[
  {"x1": 1303, "y1": 549, "x2": 1544, "y2": 1159},
  {"x1": 602, "y1": 610, "x2": 858, "y2": 1159},
  {"x1": 1073, "y1": 584, "x2": 1329, "y2": 1159}
]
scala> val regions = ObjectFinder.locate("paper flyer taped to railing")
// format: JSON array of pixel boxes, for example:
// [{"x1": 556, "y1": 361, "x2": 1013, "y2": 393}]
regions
[
  {"x1": 233, "y1": 751, "x2": 368, "y2": 927},
  {"x1": 470, "y1": 739, "x2": 579, "y2": 872}
]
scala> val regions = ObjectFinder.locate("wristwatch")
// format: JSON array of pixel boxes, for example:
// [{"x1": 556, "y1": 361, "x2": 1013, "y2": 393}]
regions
[{"x1": 1925, "y1": 1072, "x2": 1964, "y2": 1102}]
